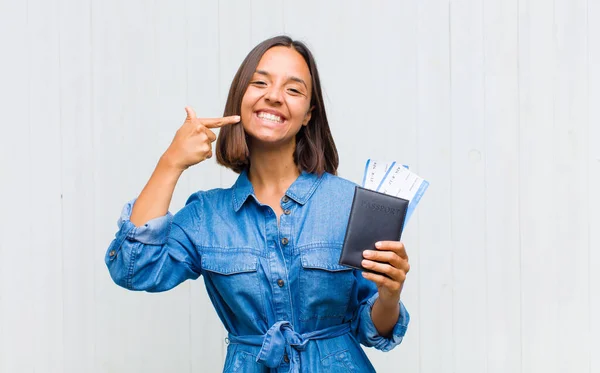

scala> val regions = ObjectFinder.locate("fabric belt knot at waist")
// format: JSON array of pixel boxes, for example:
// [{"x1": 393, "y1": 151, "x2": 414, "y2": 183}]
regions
[{"x1": 228, "y1": 321, "x2": 351, "y2": 372}]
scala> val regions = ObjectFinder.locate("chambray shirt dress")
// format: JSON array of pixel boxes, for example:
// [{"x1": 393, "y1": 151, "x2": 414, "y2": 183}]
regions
[{"x1": 105, "y1": 169, "x2": 409, "y2": 372}]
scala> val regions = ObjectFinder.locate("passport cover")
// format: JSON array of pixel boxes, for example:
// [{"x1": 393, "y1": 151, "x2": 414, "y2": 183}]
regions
[{"x1": 339, "y1": 186, "x2": 409, "y2": 271}]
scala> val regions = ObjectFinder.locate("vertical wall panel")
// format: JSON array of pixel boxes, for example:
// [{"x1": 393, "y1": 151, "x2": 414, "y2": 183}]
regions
[
  {"x1": 0, "y1": 1, "x2": 34, "y2": 372},
  {"x1": 553, "y1": 0, "x2": 590, "y2": 371},
  {"x1": 416, "y1": 1, "x2": 454, "y2": 372},
  {"x1": 483, "y1": 0, "x2": 522, "y2": 371},
  {"x1": 518, "y1": 0, "x2": 559, "y2": 371},
  {"x1": 58, "y1": 0, "x2": 96, "y2": 371},
  {"x1": 450, "y1": 0, "x2": 488, "y2": 372},
  {"x1": 28, "y1": 0, "x2": 65, "y2": 370},
  {"x1": 588, "y1": 1, "x2": 600, "y2": 372}
]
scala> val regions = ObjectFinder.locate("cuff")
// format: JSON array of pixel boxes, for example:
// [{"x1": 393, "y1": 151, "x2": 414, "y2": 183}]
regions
[
  {"x1": 117, "y1": 198, "x2": 174, "y2": 245},
  {"x1": 359, "y1": 292, "x2": 410, "y2": 352}
]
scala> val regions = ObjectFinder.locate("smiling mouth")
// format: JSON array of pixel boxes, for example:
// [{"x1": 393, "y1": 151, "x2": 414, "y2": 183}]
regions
[{"x1": 256, "y1": 111, "x2": 284, "y2": 124}]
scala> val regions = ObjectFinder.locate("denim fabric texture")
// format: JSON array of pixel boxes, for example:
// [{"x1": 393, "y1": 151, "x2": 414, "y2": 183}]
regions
[{"x1": 105, "y1": 169, "x2": 409, "y2": 372}]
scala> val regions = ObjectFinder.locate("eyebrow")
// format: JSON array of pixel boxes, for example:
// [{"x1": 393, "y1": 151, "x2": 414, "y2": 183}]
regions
[{"x1": 255, "y1": 69, "x2": 308, "y2": 89}]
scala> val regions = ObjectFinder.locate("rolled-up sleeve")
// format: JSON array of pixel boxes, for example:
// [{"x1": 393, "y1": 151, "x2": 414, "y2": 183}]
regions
[
  {"x1": 352, "y1": 272, "x2": 410, "y2": 352},
  {"x1": 105, "y1": 194, "x2": 202, "y2": 292}
]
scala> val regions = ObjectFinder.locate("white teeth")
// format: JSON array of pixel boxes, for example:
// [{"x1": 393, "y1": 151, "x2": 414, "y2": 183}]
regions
[{"x1": 258, "y1": 112, "x2": 283, "y2": 123}]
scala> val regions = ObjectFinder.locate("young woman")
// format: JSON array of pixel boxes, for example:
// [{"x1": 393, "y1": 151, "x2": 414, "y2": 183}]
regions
[{"x1": 105, "y1": 35, "x2": 410, "y2": 372}]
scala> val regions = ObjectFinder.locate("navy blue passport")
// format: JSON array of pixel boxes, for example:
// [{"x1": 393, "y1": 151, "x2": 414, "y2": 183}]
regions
[{"x1": 339, "y1": 186, "x2": 409, "y2": 271}]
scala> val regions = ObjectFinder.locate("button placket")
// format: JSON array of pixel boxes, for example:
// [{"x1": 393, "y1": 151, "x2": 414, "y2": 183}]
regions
[
  {"x1": 264, "y1": 202, "x2": 292, "y2": 322},
  {"x1": 275, "y1": 196, "x2": 295, "y2": 323},
  {"x1": 281, "y1": 195, "x2": 292, "y2": 216}
]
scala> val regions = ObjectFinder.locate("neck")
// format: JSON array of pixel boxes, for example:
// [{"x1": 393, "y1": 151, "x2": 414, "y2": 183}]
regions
[{"x1": 247, "y1": 141, "x2": 300, "y2": 193}]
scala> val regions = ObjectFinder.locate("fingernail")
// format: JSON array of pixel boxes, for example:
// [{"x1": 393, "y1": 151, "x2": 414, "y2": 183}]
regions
[
  {"x1": 234, "y1": 115, "x2": 241, "y2": 121},
  {"x1": 363, "y1": 250, "x2": 373, "y2": 258},
  {"x1": 375, "y1": 242, "x2": 382, "y2": 248}
]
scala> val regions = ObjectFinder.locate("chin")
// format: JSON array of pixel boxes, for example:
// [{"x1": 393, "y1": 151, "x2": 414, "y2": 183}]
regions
[
  {"x1": 246, "y1": 125, "x2": 286, "y2": 142},
  {"x1": 247, "y1": 133, "x2": 295, "y2": 149}
]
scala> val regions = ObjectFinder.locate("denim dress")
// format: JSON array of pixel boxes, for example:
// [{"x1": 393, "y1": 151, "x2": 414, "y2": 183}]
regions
[{"x1": 105, "y1": 169, "x2": 410, "y2": 372}]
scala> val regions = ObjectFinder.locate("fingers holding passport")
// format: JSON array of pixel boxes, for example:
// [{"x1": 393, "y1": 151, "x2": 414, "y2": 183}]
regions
[{"x1": 361, "y1": 241, "x2": 410, "y2": 297}]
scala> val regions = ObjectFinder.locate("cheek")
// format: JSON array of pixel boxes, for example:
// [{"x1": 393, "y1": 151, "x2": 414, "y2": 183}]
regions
[
  {"x1": 291, "y1": 101, "x2": 311, "y2": 122},
  {"x1": 240, "y1": 93, "x2": 256, "y2": 123}
]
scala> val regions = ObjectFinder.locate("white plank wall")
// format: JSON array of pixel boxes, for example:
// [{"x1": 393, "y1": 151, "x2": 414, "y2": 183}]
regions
[
  {"x1": 483, "y1": 0, "x2": 521, "y2": 372},
  {"x1": 590, "y1": 2, "x2": 600, "y2": 373},
  {"x1": 0, "y1": 0, "x2": 597, "y2": 372}
]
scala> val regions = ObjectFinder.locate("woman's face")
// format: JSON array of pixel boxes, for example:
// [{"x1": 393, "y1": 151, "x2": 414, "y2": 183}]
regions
[{"x1": 240, "y1": 46, "x2": 313, "y2": 149}]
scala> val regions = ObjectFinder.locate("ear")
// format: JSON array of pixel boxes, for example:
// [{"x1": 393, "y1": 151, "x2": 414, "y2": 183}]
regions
[{"x1": 302, "y1": 106, "x2": 314, "y2": 126}]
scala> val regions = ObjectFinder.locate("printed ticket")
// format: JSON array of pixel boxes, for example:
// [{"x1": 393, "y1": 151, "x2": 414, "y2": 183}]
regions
[
  {"x1": 362, "y1": 160, "x2": 395, "y2": 190},
  {"x1": 361, "y1": 159, "x2": 429, "y2": 224}
]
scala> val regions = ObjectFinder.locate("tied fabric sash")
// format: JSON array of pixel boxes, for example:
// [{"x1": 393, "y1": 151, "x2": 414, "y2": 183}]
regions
[{"x1": 228, "y1": 321, "x2": 351, "y2": 372}]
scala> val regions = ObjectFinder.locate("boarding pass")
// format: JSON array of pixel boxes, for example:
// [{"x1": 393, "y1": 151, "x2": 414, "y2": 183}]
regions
[{"x1": 361, "y1": 159, "x2": 429, "y2": 225}]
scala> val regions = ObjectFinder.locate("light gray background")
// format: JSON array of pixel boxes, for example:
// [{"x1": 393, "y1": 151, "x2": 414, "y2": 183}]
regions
[{"x1": 0, "y1": 0, "x2": 597, "y2": 372}]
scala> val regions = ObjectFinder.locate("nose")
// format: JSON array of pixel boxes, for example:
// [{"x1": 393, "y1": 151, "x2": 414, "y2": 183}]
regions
[{"x1": 264, "y1": 84, "x2": 283, "y2": 104}]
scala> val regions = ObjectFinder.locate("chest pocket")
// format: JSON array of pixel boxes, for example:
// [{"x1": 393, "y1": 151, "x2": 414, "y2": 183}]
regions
[
  {"x1": 298, "y1": 244, "x2": 355, "y2": 321},
  {"x1": 201, "y1": 248, "x2": 266, "y2": 322}
]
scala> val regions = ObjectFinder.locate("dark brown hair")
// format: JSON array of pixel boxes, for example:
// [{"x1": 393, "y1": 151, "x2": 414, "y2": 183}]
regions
[{"x1": 216, "y1": 35, "x2": 339, "y2": 175}]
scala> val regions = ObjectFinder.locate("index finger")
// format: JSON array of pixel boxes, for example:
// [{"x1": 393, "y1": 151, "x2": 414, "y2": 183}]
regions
[
  {"x1": 200, "y1": 115, "x2": 241, "y2": 128},
  {"x1": 375, "y1": 241, "x2": 408, "y2": 260},
  {"x1": 185, "y1": 106, "x2": 197, "y2": 120}
]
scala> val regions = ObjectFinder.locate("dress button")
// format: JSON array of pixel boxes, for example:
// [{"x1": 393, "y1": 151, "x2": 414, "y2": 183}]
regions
[
  {"x1": 282, "y1": 195, "x2": 290, "y2": 203},
  {"x1": 283, "y1": 209, "x2": 291, "y2": 215},
  {"x1": 109, "y1": 250, "x2": 116, "y2": 257},
  {"x1": 281, "y1": 237, "x2": 289, "y2": 245},
  {"x1": 277, "y1": 279, "x2": 285, "y2": 287},
  {"x1": 283, "y1": 354, "x2": 290, "y2": 363}
]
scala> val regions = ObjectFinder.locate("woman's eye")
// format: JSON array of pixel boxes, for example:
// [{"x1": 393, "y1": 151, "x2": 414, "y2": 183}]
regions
[
  {"x1": 288, "y1": 88, "x2": 302, "y2": 95},
  {"x1": 251, "y1": 81, "x2": 267, "y2": 86}
]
